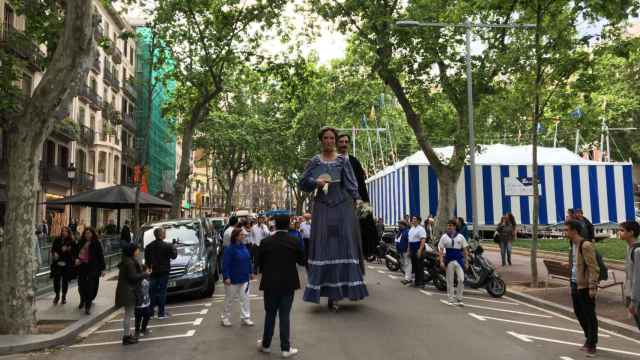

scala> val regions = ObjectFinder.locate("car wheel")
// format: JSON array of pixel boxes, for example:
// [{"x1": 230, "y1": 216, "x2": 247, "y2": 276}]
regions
[{"x1": 201, "y1": 262, "x2": 216, "y2": 298}]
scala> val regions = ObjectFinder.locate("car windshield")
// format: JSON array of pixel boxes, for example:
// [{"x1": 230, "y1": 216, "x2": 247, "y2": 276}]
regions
[
  {"x1": 211, "y1": 219, "x2": 224, "y2": 230},
  {"x1": 142, "y1": 222, "x2": 201, "y2": 247}
]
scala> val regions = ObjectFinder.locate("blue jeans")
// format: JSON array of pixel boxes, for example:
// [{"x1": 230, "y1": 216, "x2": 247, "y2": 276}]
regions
[
  {"x1": 500, "y1": 242, "x2": 512, "y2": 266},
  {"x1": 262, "y1": 291, "x2": 294, "y2": 351},
  {"x1": 150, "y1": 274, "x2": 169, "y2": 317}
]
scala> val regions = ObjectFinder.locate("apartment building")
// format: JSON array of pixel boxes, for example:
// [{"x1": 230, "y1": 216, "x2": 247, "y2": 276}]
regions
[{"x1": 0, "y1": 1, "x2": 138, "y2": 232}]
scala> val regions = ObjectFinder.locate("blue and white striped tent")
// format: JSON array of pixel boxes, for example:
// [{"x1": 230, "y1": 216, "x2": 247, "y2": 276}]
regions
[{"x1": 366, "y1": 145, "x2": 635, "y2": 226}]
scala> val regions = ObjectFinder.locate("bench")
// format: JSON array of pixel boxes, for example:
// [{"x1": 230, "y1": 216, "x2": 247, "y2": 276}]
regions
[{"x1": 542, "y1": 259, "x2": 625, "y2": 301}]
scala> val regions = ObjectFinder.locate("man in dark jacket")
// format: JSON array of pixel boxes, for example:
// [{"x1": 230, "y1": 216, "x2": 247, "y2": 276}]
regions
[
  {"x1": 337, "y1": 134, "x2": 378, "y2": 259},
  {"x1": 120, "y1": 220, "x2": 132, "y2": 244},
  {"x1": 144, "y1": 227, "x2": 177, "y2": 319},
  {"x1": 575, "y1": 209, "x2": 594, "y2": 241},
  {"x1": 255, "y1": 213, "x2": 305, "y2": 358}
]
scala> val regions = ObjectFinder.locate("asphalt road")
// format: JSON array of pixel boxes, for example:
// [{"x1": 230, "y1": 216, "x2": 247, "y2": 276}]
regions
[{"x1": 3, "y1": 263, "x2": 640, "y2": 360}]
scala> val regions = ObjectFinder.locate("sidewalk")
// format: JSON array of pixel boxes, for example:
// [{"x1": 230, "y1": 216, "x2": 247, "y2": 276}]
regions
[
  {"x1": 482, "y1": 245, "x2": 639, "y2": 336},
  {"x1": 0, "y1": 271, "x2": 118, "y2": 356}
]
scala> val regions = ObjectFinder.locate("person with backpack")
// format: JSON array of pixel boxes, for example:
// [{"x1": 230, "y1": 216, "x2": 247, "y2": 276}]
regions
[
  {"x1": 619, "y1": 221, "x2": 640, "y2": 330},
  {"x1": 566, "y1": 220, "x2": 600, "y2": 357}
]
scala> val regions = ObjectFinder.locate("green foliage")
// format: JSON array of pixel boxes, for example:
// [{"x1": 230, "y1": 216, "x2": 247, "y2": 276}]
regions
[{"x1": 510, "y1": 238, "x2": 628, "y2": 261}]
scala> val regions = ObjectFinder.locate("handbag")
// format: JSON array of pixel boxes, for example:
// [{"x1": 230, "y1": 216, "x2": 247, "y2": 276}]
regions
[{"x1": 493, "y1": 231, "x2": 500, "y2": 244}]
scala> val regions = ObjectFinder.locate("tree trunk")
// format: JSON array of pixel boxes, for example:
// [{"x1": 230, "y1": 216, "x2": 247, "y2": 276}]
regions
[
  {"x1": 0, "y1": 0, "x2": 94, "y2": 334},
  {"x1": 433, "y1": 167, "x2": 459, "y2": 236},
  {"x1": 223, "y1": 173, "x2": 238, "y2": 215},
  {"x1": 530, "y1": 1, "x2": 543, "y2": 288}
]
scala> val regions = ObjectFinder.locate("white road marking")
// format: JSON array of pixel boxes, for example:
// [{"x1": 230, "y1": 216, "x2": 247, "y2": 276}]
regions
[
  {"x1": 428, "y1": 292, "x2": 518, "y2": 305},
  {"x1": 507, "y1": 331, "x2": 640, "y2": 357},
  {"x1": 212, "y1": 297, "x2": 263, "y2": 303},
  {"x1": 96, "y1": 317, "x2": 203, "y2": 334},
  {"x1": 165, "y1": 302, "x2": 211, "y2": 309},
  {"x1": 504, "y1": 295, "x2": 640, "y2": 346},
  {"x1": 423, "y1": 284, "x2": 483, "y2": 294},
  {"x1": 419, "y1": 290, "x2": 432, "y2": 296},
  {"x1": 439, "y1": 299, "x2": 551, "y2": 318},
  {"x1": 107, "y1": 308, "x2": 208, "y2": 323},
  {"x1": 69, "y1": 330, "x2": 196, "y2": 348},
  {"x1": 468, "y1": 313, "x2": 610, "y2": 337},
  {"x1": 560, "y1": 357, "x2": 574, "y2": 360},
  {"x1": 387, "y1": 275, "x2": 401, "y2": 280}
]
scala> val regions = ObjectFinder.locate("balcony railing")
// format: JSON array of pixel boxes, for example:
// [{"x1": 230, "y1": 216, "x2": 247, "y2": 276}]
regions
[
  {"x1": 124, "y1": 77, "x2": 137, "y2": 99},
  {"x1": 103, "y1": 67, "x2": 114, "y2": 86},
  {"x1": 0, "y1": 22, "x2": 46, "y2": 71},
  {"x1": 112, "y1": 74, "x2": 120, "y2": 92},
  {"x1": 92, "y1": 57, "x2": 101, "y2": 74},
  {"x1": 76, "y1": 172, "x2": 95, "y2": 191},
  {"x1": 122, "y1": 146, "x2": 136, "y2": 164},
  {"x1": 40, "y1": 162, "x2": 71, "y2": 188},
  {"x1": 78, "y1": 85, "x2": 103, "y2": 110},
  {"x1": 78, "y1": 125, "x2": 95, "y2": 146},
  {"x1": 103, "y1": 103, "x2": 122, "y2": 125},
  {"x1": 112, "y1": 46, "x2": 122, "y2": 64},
  {"x1": 122, "y1": 112, "x2": 136, "y2": 131}
]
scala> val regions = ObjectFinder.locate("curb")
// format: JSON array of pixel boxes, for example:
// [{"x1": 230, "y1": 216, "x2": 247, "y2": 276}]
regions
[
  {"x1": 482, "y1": 244, "x2": 625, "y2": 270},
  {"x1": 0, "y1": 305, "x2": 118, "y2": 356},
  {"x1": 506, "y1": 289, "x2": 640, "y2": 339}
]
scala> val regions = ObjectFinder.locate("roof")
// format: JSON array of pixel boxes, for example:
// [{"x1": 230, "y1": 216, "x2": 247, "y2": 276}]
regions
[{"x1": 367, "y1": 144, "x2": 631, "y2": 182}]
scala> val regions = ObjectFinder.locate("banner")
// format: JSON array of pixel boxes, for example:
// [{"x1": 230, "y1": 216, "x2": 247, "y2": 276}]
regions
[{"x1": 504, "y1": 177, "x2": 541, "y2": 196}]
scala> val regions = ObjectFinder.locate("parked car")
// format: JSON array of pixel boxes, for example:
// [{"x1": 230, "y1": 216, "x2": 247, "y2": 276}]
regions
[{"x1": 139, "y1": 218, "x2": 220, "y2": 298}]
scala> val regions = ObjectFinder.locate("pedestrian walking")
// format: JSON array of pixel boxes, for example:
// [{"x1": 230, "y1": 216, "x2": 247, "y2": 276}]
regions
[
  {"x1": 299, "y1": 213, "x2": 312, "y2": 264},
  {"x1": 575, "y1": 209, "x2": 595, "y2": 241},
  {"x1": 75, "y1": 227, "x2": 105, "y2": 315},
  {"x1": 438, "y1": 219, "x2": 469, "y2": 306},
  {"x1": 496, "y1": 214, "x2": 516, "y2": 266},
  {"x1": 456, "y1": 217, "x2": 469, "y2": 240},
  {"x1": 299, "y1": 127, "x2": 368, "y2": 310},
  {"x1": 376, "y1": 218, "x2": 385, "y2": 239},
  {"x1": 255, "y1": 214, "x2": 305, "y2": 358},
  {"x1": 408, "y1": 216, "x2": 427, "y2": 287},
  {"x1": 115, "y1": 244, "x2": 148, "y2": 345},
  {"x1": 120, "y1": 220, "x2": 132, "y2": 245},
  {"x1": 395, "y1": 220, "x2": 411, "y2": 285},
  {"x1": 288, "y1": 219, "x2": 305, "y2": 254},
  {"x1": 619, "y1": 221, "x2": 640, "y2": 330},
  {"x1": 50, "y1": 226, "x2": 76, "y2": 305},
  {"x1": 144, "y1": 227, "x2": 177, "y2": 319},
  {"x1": 223, "y1": 216, "x2": 239, "y2": 247},
  {"x1": 221, "y1": 228, "x2": 254, "y2": 327},
  {"x1": 566, "y1": 220, "x2": 600, "y2": 357}
]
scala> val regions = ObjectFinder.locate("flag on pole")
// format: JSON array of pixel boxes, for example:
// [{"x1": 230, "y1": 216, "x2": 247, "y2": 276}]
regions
[{"x1": 369, "y1": 105, "x2": 376, "y2": 122}]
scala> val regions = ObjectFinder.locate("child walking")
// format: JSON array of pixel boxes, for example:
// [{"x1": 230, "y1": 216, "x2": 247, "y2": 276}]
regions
[
  {"x1": 221, "y1": 228, "x2": 254, "y2": 327},
  {"x1": 135, "y1": 264, "x2": 153, "y2": 337}
]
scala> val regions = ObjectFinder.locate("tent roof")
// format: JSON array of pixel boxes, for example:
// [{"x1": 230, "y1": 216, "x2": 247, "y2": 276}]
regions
[
  {"x1": 46, "y1": 185, "x2": 172, "y2": 209},
  {"x1": 367, "y1": 144, "x2": 629, "y2": 182}
]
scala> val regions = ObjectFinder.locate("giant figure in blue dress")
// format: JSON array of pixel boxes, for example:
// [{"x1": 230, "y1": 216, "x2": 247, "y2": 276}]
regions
[{"x1": 299, "y1": 127, "x2": 369, "y2": 310}]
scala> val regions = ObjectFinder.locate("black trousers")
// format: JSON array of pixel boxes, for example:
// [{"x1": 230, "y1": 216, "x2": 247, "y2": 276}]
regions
[
  {"x1": 571, "y1": 286, "x2": 598, "y2": 347},
  {"x1": 135, "y1": 306, "x2": 152, "y2": 333},
  {"x1": 262, "y1": 291, "x2": 294, "y2": 352},
  {"x1": 78, "y1": 270, "x2": 100, "y2": 306},
  {"x1": 410, "y1": 252, "x2": 424, "y2": 286},
  {"x1": 52, "y1": 272, "x2": 71, "y2": 297}
]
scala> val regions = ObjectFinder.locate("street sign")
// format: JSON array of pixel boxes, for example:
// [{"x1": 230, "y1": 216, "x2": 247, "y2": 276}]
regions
[{"x1": 504, "y1": 177, "x2": 541, "y2": 196}]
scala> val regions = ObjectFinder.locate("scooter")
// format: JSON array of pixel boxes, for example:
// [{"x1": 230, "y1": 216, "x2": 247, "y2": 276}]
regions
[
  {"x1": 422, "y1": 250, "x2": 447, "y2": 291},
  {"x1": 464, "y1": 244, "x2": 506, "y2": 298}
]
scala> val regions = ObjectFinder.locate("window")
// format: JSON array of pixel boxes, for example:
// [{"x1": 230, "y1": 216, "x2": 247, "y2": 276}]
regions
[
  {"x1": 44, "y1": 141, "x2": 56, "y2": 165},
  {"x1": 88, "y1": 151, "x2": 95, "y2": 175},
  {"x1": 90, "y1": 114, "x2": 96, "y2": 130},
  {"x1": 4, "y1": 4, "x2": 14, "y2": 28},
  {"x1": 113, "y1": 155, "x2": 119, "y2": 183},
  {"x1": 123, "y1": 39, "x2": 128, "y2": 57},
  {"x1": 78, "y1": 107, "x2": 86, "y2": 126},
  {"x1": 58, "y1": 145, "x2": 69, "y2": 169},
  {"x1": 121, "y1": 98, "x2": 127, "y2": 114},
  {"x1": 123, "y1": 68, "x2": 127, "y2": 84},
  {"x1": 97, "y1": 151, "x2": 106, "y2": 182},
  {"x1": 129, "y1": 47, "x2": 134, "y2": 65},
  {"x1": 76, "y1": 150, "x2": 86, "y2": 173},
  {"x1": 90, "y1": 78, "x2": 97, "y2": 92}
]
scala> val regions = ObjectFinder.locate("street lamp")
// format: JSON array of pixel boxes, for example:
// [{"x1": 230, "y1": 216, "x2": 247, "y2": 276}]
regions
[
  {"x1": 67, "y1": 163, "x2": 76, "y2": 227},
  {"x1": 396, "y1": 19, "x2": 535, "y2": 239}
]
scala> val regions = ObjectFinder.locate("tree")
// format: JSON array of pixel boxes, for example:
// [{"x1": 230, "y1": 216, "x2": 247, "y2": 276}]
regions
[
  {"x1": 0, "y1": 0, "x2": 96, "y2": 334},
  {"x1": 154, "y1": 0, "x2": 287, "y2": 218}
]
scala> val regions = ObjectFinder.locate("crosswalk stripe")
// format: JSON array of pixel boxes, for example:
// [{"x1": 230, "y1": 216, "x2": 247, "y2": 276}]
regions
[
  {"x1": 439, "y1": 299, "x2": 551, "y2": 318},
  {"x1": 69, "y1": 330, "x2": 196, "y2": 348}
]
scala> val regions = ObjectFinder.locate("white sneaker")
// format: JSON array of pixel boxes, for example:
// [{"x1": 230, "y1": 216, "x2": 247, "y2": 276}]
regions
[
  {"x1": 242, "y1": 318, "x2": 255, "y2": 326},
  {"x1": 282, "y1": 348, "x2": 299, "y2": 358},
  {"x1": 257, "y1": 340, "x2": 271, "y2": 353},
  {"x1": 446, "y1": 300, "x2": 457, "y2": 307},
  {"x1": 456, "y1": 301, "x2": 465, "y2": 307},
  {"x1": 221, "y1": 318, "x2": 232, "y2": 327}
]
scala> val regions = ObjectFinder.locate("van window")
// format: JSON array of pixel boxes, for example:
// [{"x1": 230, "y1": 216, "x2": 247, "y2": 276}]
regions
[{"x1": 143, "y1": 222, "x2": 201, "y2": 247}]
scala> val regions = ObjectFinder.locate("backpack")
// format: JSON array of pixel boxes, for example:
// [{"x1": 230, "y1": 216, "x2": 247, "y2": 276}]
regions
[{"x1": 579, "y1": 240, "x2": 608, "y2": 282}]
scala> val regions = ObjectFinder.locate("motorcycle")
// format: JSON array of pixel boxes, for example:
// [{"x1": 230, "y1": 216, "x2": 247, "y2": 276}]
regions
[
  {"x1": 422, "y1": 249, "x2": 447, "y2": 291},
  {"x1": 463, "y1": 243, "x2": 506, "y2": 297}
]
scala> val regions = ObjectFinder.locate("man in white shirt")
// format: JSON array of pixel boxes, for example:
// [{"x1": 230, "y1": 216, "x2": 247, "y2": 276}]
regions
[
  {"x1": 438, "y1": 219, "x2": 469, "y2": 306},
  {"x1": 299, "y1": 213, "x2": 312, "y2": 262},
  {"x1": 252, "y1": 216, "x2": 271, "y2": 247},
  {"x1": 223, "y1": 216, "x2": 239, "y2": 247},
  {"x1": 408, "y1": 216, "x2": 427, "y2": 287}
]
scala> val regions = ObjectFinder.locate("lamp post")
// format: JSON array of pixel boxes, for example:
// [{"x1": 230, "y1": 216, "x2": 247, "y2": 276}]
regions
[
  {"x1": 396, "y1": 19, "x2": 535, "y2": 239},
  {"x1": 67, "y1": 163, "x2": 76, "y2": 227}
]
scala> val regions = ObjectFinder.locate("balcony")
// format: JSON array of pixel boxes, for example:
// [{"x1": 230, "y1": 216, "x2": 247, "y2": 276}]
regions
[
  {"x1": 76, "y1": 172, "x2": 95, "y2": 192},
  {"x1": 103, "y1": 67, "x2": 114, "y2": 86},
  {"x1": 111, "y1": 74, "x2": 120, "y2": 92},
  {"x1": 91, "y1": 57, "x2": 101, "y2": 74},
  {"x1": 112, "y1": 46, "x2": 122, "y2": 64},
  {"x1": 124, "y1": 77, "x2": 137, "y2": 99},
  {"x1": 122, "y1": 112, "x2": 136, "y2": 131},
  {"x1": 78, "y1": 85, "x2": 103, "y2": 110},
  {"x1": 122, "y1": 146, "x2": 136, "y2": 164},
  {"x1": 40, "y1": 162, "x2": 71, "y2": 188},
  {"x1": 103, "y1": 103, "x2": 122, "y2": 125},
  {"x1": 51, "y1": 118, "x2": 80, "y2": 142},
  {"x1": 0, "y1": 22, "x2": 46, "y2": 71},
  {"x1": 78, "y1": 125, "x2": 95, "y2": 146}
]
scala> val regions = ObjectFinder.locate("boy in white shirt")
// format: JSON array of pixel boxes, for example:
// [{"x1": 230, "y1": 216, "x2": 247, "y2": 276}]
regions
[{"x1": 438, "y1": 219, "x2": 469, "y2": 306}]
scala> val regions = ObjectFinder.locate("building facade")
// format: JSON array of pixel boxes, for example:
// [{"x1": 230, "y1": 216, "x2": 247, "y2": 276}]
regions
[{"x1": 0, "y1": 1, "x2": 138, "y2": 233}]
